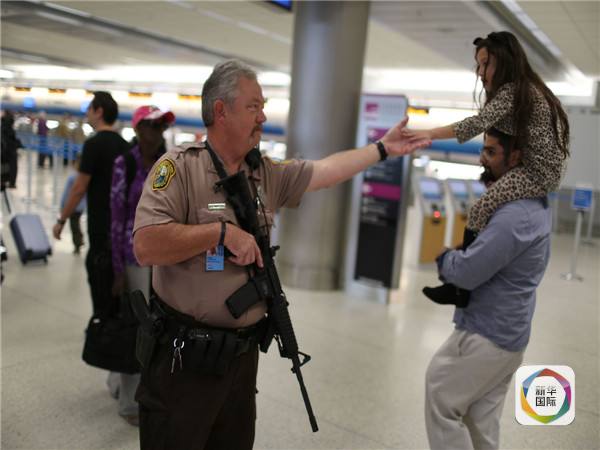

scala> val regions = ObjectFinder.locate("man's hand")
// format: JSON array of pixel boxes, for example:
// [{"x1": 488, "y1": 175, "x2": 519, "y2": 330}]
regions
[
  {"x1": 52, "y1": 222, "x2": 64, "y2": 240},
  {"x1": 436, "y1": 247, "x2": 451, "y2": 260},
  {"x1": 223, "y1": 223, "x2": 264, "y2": 268},
  {"x1": 381, "y1": 117, "x2": 432, "y2": 156}
]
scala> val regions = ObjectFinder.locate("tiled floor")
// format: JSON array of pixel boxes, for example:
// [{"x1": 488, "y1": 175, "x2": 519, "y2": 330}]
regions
[{"x1": 1, "y1": 156, "x2": 599, "y2": 449}]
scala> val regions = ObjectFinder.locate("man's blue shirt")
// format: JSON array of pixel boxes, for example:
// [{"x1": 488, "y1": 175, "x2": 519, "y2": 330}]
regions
[{"x1": 438, "y1": 198, "x2": 552, "y2": 352}]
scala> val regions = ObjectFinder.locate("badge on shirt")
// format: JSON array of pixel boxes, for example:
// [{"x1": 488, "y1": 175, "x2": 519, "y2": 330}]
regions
[
  {"x1": 152, "y1": 159, "x2": 176, "y2": 191},
  {"x1": 206, "y1": 245, "x2": 224, "y2": 271}
]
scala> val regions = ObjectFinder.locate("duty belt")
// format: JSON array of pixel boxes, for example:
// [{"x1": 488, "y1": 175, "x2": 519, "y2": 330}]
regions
[{"x1": 152, "y1": 296, "x2": 266, "y2": 374}]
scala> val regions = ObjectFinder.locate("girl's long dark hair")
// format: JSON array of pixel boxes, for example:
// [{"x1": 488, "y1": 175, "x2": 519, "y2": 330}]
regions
[{"x1": 474, "y1": 31, "x2": 570, "y2": 158}]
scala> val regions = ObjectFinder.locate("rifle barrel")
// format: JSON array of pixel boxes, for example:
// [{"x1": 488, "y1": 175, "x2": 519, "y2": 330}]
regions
[{"x1": 293, "y1": 356, "x2": 319, "y2": 432}]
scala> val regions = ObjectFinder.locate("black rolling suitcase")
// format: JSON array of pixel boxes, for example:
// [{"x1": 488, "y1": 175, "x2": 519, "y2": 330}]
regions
[{"x1": 9, "y1": 214, "x2": 52, "y2": 264}]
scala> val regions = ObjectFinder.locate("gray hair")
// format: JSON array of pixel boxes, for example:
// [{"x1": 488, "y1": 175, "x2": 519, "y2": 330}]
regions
[{"x1": 201, "y1": 60, "x2": 257, "y2": 126}]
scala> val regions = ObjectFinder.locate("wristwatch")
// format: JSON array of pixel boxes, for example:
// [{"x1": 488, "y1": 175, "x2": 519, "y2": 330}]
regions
[
  {"x1": 56, "y1": 218, "x2": 66, "y2": 225},
  {"x1": 375, "y1": 140, "x2": 388, "y2": 161}
]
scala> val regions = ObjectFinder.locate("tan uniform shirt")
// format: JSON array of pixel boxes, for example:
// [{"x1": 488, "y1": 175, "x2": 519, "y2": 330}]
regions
[{"x1": 133, "y1": 142, "x2": 313, "y2": 328}]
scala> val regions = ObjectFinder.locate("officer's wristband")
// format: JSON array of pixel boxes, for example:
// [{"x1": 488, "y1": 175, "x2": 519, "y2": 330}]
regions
[
  {"x1": 56, "y1": 218, "x2": 66, "y2": 226},
  {"x1": 218, "y1": 221, "x2": 226, "y2": 246},
  {"x1": 375, "y1": 140, "x2": 388, "y2": 161}
]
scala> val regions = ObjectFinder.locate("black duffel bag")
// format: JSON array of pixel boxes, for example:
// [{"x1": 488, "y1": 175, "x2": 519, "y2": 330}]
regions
[{"x1": 82, "y1": 294, "x2": 140, "y2": 374}]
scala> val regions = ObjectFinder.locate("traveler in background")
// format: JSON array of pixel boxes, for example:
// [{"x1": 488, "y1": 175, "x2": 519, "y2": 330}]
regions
[
  {"x1": 1, "y1": 111, "x2": 22, "y2": 189},
  {"x1": 110, "y1": 105, "x2": 173, "y2": 299},
  {"x1": 36, "y1": 111, "x2": 51, "y2": 168},
  {"x1": 53, "y1": 113, "x2": 71, "y2": 166},
  {"x1": 107, "y1": 105, "x2": 174, "y2": 426},
  {"x1": 59, "y1": 154, "x2": 86, "y2": 254},
  {"x1": 425, "y1": 127, "x2": 552, "y2": 450},
  {"x1": 71, "y1": 119, "x2": 86, "y2": 145},
  {"x1": 52, "y1": 91, "x2": 133, "y2": 425}
]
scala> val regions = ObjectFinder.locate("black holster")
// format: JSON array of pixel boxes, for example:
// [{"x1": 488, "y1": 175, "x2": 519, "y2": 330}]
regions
[{"x1": 130, "y1": 290, "x2": 165, "y2": 369}]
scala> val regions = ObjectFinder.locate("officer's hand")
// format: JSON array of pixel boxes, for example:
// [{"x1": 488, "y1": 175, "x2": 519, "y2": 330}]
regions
[
  {"x1": 381, "y1": 117, "x2": 431, "y2": 157},
  {"x1": 52, "y1": 222, "x2": 64, "y2": 240},
  {"x1": 224, "y1": 224, "x2": 264, "y2": 268},
  {"x1": 400, "y1": 128, "x2": 433, "y2": 143}
]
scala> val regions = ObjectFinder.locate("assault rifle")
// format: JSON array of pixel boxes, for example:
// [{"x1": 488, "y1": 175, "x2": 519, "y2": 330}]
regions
[{"x1": 216, "y1": 170, "x2": 319, "y2": 433}]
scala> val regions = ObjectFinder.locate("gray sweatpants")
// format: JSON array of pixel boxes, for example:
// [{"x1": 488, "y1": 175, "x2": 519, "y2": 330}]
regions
[{"x1": 425, "y1": 329, "x2": 524, "y2": 450}]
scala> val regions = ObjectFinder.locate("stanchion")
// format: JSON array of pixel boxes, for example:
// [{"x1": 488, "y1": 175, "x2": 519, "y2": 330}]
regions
[
  {"x1": 562, "y1": 184, "x2": 594, "y2": 281},
  {"x1": 582, "y1": 196, "x2": 595, "y2": 246},
  {"x1": 561, "y1": 209, "x2": 584, "y2": 281},
  {"x1": 52, "y1": 142, "x2": 60, "y2": 213},
  {"x1": 26, "y1": 146, "x2": 34, "y2": 213}
]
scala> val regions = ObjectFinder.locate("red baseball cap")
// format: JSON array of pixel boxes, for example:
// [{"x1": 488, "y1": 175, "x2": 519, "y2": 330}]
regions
[{"x1": 132, "y1": 105, "x2": 175, "y2": 129}]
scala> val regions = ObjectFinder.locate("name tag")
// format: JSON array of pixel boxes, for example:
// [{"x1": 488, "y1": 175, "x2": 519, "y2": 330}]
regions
[
  {"x1": 206, "y1": 245, "x2": 224, "y2": 271},
  {"x1": 208, "y1": 203, "x2": 226, "y2": 211}
]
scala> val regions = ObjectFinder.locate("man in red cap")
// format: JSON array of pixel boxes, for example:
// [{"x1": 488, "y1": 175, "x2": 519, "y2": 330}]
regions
[
  {"x1": 110, "y1": 104, "x2": 175, "y2": 299},
  {"x1": 107, "y1": 105, "x2": 175, "y2": 425}
]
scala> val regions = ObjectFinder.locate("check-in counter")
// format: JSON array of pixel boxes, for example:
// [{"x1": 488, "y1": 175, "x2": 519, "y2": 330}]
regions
[
  {"x1": 446, "y1": 179, "x2": 470, "y2": 248},
  {"x1": 415, "y1": 177, "x2": 447, "y2": 264}
]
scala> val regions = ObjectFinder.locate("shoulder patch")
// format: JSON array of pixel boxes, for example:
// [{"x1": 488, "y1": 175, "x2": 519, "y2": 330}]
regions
[{"x1": 152, "y1": 159, "x2": 176, "y2": 191}]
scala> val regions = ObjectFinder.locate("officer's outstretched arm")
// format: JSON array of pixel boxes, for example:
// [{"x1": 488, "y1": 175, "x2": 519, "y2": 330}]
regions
[{"x1": 307, "y1": 117, "x2": 430, "y2": 192}]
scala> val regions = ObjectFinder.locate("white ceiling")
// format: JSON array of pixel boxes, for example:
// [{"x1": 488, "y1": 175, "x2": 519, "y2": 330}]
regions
[
  {"x1": 0, "y1": 0, "x2": 598, "y2": 98},
  {"x1": 518, "y1": 1, "x2": 599, "y2": 76}
]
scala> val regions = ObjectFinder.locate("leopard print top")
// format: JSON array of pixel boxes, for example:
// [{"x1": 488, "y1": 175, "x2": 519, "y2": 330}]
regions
[
  {"x1": 453, "y1": 82, "x2": 567, "y2": 191},
  {"x1": 452, "y1": 82, "x2": 568, "y2": 231}
]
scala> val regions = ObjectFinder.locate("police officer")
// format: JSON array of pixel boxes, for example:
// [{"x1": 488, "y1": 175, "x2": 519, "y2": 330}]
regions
[{"x1": 132, "y1": 59, "x2": 430, "y2": 450}]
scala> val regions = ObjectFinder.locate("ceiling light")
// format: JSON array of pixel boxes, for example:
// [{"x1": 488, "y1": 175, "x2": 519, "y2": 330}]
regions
[
  {"x1": 164, "y1": 0, "x2": 194, "y2": 9},
  {"x1": 364, "y1": 69, "x2": 477, "y2": 93},
  {"x1": 0, "y1": 69, "x2": 14, "y2": 79},
  {"x1": 199, "y1": 9, "x2": 234, "y2": 24},
  {"x1": 258, "y1": 72, "x2": 291, "y2": 87},
  {"x1": 547, "y1": 80, "x2": 594, "y2": 97},
  {"x1": 268, "y1": 33, "x2": 292, "y2": 45},
  {"x1": 35, "y1": 11, "x2": 83, "y2": 27},
  {"x1": 44, "y1": 2, "x2": 92, "y2": 18},
  {"x1": 237, "y1": 21, "x2": 268, "y2": 36},
  {"x1": 87, "y1": 23, "x2": 123, "y2": 37}
]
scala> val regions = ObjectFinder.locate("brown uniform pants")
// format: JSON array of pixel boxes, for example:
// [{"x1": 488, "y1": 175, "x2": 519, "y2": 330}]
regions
[{"x1": 136, "y1": 341, "x2": 259, "y2": 450}]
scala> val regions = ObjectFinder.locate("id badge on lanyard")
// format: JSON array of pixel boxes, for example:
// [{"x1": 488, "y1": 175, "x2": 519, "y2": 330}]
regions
[
  {"x1": 206, "y1": 218, "x2": 226, "y2": 272},
  {"x1": 206, "y1": 245, "x2": 224, "y2": 271}
]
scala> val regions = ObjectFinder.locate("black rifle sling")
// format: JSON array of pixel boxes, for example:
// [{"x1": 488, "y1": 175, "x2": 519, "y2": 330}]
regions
[
  {"x1": 204, "y1": 142, "x2": 265, "y2": 316},
  {"x1": 204, "y1": 141, "x2": 229, "y2": 180}
]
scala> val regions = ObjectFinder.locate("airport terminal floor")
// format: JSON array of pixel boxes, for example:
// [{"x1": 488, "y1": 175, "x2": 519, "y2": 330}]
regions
[{"x1": 1, "y1": 158, "x2": 599, "y2": 450}]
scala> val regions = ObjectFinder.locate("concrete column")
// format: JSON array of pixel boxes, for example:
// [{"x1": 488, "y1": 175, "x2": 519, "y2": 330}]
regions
[{"x1": 277, "y1": 1, "x2": 370, "y2": 289}]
